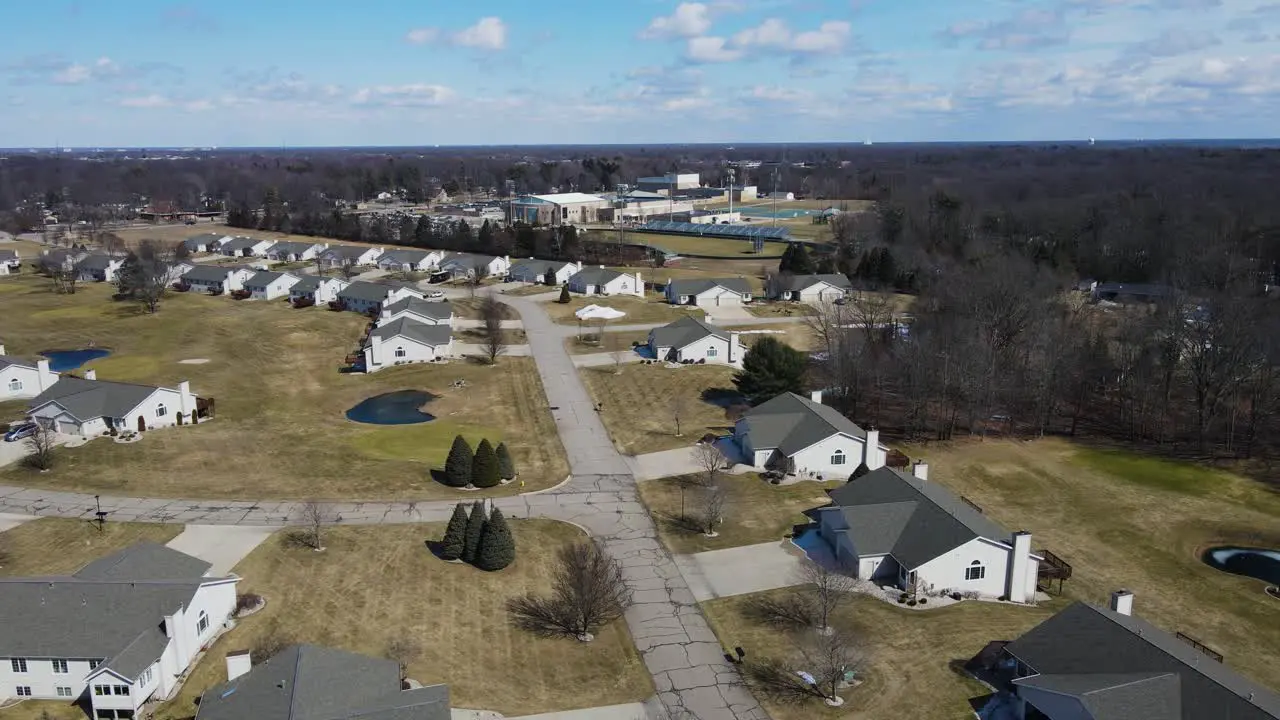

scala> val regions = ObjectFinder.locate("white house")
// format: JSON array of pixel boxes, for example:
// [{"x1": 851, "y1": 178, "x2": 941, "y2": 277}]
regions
[
  {"x1": 336, "y1": 281, "x2": 424, "y2": 315},
  {"x1": 768, "y1": 273, "x2": 853, "y2": 303},
  {"x1": 195, "y1": 645, "x2": 450, "y2": 720},
  {"x1": 438, "y1": 252, "x2": 510, "y2": 280},
  {"x1": 664, "y1": 277, "x2": 753, "y2": 306},
  {"x1": 378, "y1": 297, "x2": 453, "y2": 327},
  {"x1": 217, "y1": 237, "x2": 275, "y2": 258},
  {"x1": 362, "y1": 319, "x2": 453, "y2": 372},
  {"x1": 566, "y1": 266, "x2": 643, "y2": 297},
  {"x1": 164, "y1": 261, "x2": 195, "y2": 284},
  {"x1": 181, "y1": 233, "x2": 232, "y2": 254},
  {"x1": 242, "y1": 271, "x2": 300, "y2": 300},
  {"x1": 377, "y1": 249, "x2": 443, "y2": 273},
  {"x1": 289, "y1": 275, "x2": 349, "y2": 306},
  {"x1": 0, "y1": 249, "x2": 22, "y2": 274},
  {"x1": 734, "y1": 390, "x2": 887, "y2": 477},
  {"x1": 264, "y1": 241, "x2": 328, "y2": 262},
  {"x1": 0, "y1": 543, "x2": 239, "y2": 720},
  {"x1": 180, "y1": 266, "x2": 254, "y2": 295},
  {"x1": 0, "y1": 346, "x2": 59, "y2": 400},
  {"x1": 28, "y1": 373, "x2": 202, "y2": 435},
  {"x1": 647, "y1": 317, "x2": 747, "y2": 366},
  {"x1": 507, "y1": 258, "x2": 582, "y2": 285},
  {"x1": 318, "y1": 245, "x2": 384, "y2": 269},
  {"x1": 809, "y1": 464, "x2": 1041, "y2": 603},
  {"x1": 74, "y1": 253, "x2": 125, "y2": 283},
  {"x1": 988, "y1": 591, "x2": 1280, "y2": 719}
]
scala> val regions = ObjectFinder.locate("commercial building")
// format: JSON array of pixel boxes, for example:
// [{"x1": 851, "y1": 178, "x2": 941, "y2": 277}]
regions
[
  {"x1": 510, "y1": 193, "x2": 611, "y2": 226},
  {"x1": 636, "y1": 173, "x2": 701, "y2": 195}
]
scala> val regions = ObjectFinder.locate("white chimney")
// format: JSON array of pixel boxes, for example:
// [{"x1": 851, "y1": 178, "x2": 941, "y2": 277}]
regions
[
  {"x1": 225, "y1": 650, "x2": 252, "y2": 681},
  {"x1": 728, "y1": 331, "x2": 741, "y2": 364},
  {"x1": 912, "y1": 461, "x2": 929, "y2": 481},
  {"x1": 1007, "y1": 531, "x2": 1033, "y2": 603},
  {"x1": 864, "y1": 428, "x2": 882, "y2": 469},
  {"x1": 0, "y1": 344, "x2": 5, "y2": 355},
  {"x1": 809, "y1": 389, "x2": 824, "y2": 404},
  {"x1": 1110, "y1": 589, "x2": 1134, "y2": 616},
  {"x1": 37, "y1": 359, "x2": 56, "y2": 390},
  {"x1": 178, "y1": 381, "x2": 193, "y2": 416},
  {"x1": 83, "y1": 369, "x2": 97, "y2": 381},
  {"x1": 634, "y1": 272, "x2": 643, "y2": 294}
]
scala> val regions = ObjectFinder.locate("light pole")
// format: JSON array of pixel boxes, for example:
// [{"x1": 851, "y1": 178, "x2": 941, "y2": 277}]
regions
[{"x1": 726, "y1": 169, "x2": 736, "y2": 218}]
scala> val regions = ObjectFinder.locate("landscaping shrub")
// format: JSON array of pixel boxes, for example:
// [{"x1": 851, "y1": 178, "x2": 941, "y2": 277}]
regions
[
  {"x1": 558, "y1": 286, "x2": 571, "y2": 303},
  {"x1": 472, "y1": 439, "x2": 501, "y2": 488},
  {"x1": 496, "y1": 441, "x2": 516, "y2": 481},
  {"x1": 462, "y1": 501, "x2": 486, "y2": 564},
  {"x1": 439, "y1": 503, "x2": 469, "y2": 561},
  {"x1": 475, "y1": 507, "x2": 516, "y2": 571},
  {"x1": 235, "y1": 593, "x2": 264, "y2": 614},
  {"x1": 732, "y1": 336, "x2": 808, "y2": 406},
  {"x1": 443, "y1": 435, "x2": 473, "y2": 488}
]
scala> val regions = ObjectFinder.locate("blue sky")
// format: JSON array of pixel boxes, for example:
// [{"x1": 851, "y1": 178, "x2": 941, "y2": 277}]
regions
[{"x1": 1, "y1": 0, "x2": 1277, "y2": 146}]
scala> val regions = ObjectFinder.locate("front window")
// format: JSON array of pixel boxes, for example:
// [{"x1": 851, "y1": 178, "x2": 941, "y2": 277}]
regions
[
  {"x1": 94, "y1": 685, "x2": 108, "y2": 696},
  {"x1": 52, "y1": 659, "x2": 68, "y2": 674},
  {"x1": 197, "y1": 610, "x2": 209, "y2": 634},
  {"x1": 707, "y1": 347, "x2": 718, "y2": 358},
  {"x1": 966, "y1": 560, "x2": 986, "y2": 581},
  {"x1": 831, "y1": 449, "x2": 847, "y2": 465},
  {"x1": 113, "y1": 685, "x2": 129, "y2": 696},
  {"x1": 155, "y1": 403, "x2": 167, "y2": 418},
  {"x1": 57, "y1": 686, "x2": 73, "y2": 697},
  {"x1": 10, "y1": 659, "x2": 26, "y2": 673},
  {"x1": 8, "y1": 378, "x2": 21, "y2": 391},
  {"x1": 89, "y1": 659, "x2": 100, "y2": 670},
  {"x1": 15, "y1": 687, "x2": 31, "y2": 697},
  {"x1": 394, "y1": 346, "x2": 407, "y2": 358}
]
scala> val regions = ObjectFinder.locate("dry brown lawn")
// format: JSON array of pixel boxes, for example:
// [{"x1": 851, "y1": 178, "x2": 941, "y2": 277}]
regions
[
  {"x1": 580, "y1": 363, "x2": 739, "y2": 454},
  {"x1": 702, "y1": 592, "x2": 1062, "y2": 720},
  {"x1": 154, "y1": 522, "x2": 651, "y2": 719},
  {"x1": 904, "y1": 438, "x2": 1280, "y2": 691},
  {"x1": 744, "y1": 302, "x2": 817, "y2": 318},
  {"x1": 0, "y1": 518, "x2": 181, "y2": 576},
  {"x1": 727, "y1": 324, "x2": 817, "y2": 352},
  {"x1": 639, "y1": 474, "x2": 837, "y2": 554},
  {"x1": 565, "y1": 331, "x2": 650, "y2": 355},
  {"x1": 0, "y1": 275, "x2": 566, "y2": 499},
  {"x1": 0, "y1": 700, "x2": 88, "y2": 720},
  {"x1": 114, "y1": 223, "x2": 389, "y2": 252},
  {"x1": 449, "y1": 296, "x2": 516, "y2": 320},
  {"x1": 546, "y1": 294, "x2": 704, "y2": 327}
]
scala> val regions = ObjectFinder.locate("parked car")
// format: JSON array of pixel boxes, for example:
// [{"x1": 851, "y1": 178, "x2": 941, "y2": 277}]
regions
[
  {"x1": 426, "y1": 290, "x2": 445, "y2": 299},
  {"x1": 4, "y1": 422, "x2": 37, "y2": 442}
]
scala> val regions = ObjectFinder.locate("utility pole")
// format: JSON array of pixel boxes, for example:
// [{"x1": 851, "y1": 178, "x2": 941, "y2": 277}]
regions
[
  {"x1": 727, "y1": 169, "x2": 736, "y2": 218},
  {"x1": 772, "y1": 166, "x2": 779, "y2": 228}
]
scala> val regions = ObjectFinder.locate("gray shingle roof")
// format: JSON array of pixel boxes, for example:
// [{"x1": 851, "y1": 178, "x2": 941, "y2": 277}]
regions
[
  {"x1": 742, "y1": 392, "x2": 868, "y2": 455},
  {"x1": 267, "y1": 241, "x2": 319, "y2": 256},
  {"x1": 649, "y1": 316, "x2": 728, "y2": 351},
  {"x1": 1007, "y1": 602, "x2": 1280, "y2": 719},
  {"x1": 824, "y1": 467, "x2": 1013, "y2": 568},
  {"x1": 667, "y1": 277, "x2": 753, "y2": 297},
  {"x1": 778, "y1": 273, "x2": 852, "y2": 292},
  {"x1": 1014, "y1": 672, "x2": 1181, "y2": 720},
  {"x1": 182, "y1": 265, "x2": 242, "y2": 283},
  {"x1": 0, "y1": 354, "x2": 36, "y2": 371},
  {"x1": 369, "y1": 318, "x2": 452, "y2": 348},
  {"x1": 0, "y1": 544, "x2": 227, "y2": 681},
  {"x1": 569, "y1": 266, "x2": 627, "y2": 286},
  {"x1": 196, "y1": 645, "x2": 450, "y2": 720},
  {"x1": 323, "y1": 245, "x2": 374, "y2": 261},
  {"x1": 379, "y1": 249, "x2": 435, "y2": 264},
  {"x1": 290, "y1": 275, "x2": 325, "y2": 292},
  {"x1": 508, "y1": 258, "x2": 572, "y2": 279},
  {"x1": 245, "y1": 271, "x2": 296, "y2": 289},
  {"x1": 440, "y1": 252, "x2": 497, "y2": 271},
  {"x1": 29, "y1": 376, "x2": 162, "y2": 422},
  {"x1": 382, "y1": 297, "x2": 452, "y2": 321},
  {"x1": 0, "y1": 249, "x2": 21, "y2": 261},
  {"x1": 183, "y1": 233, "x2": 227, "y2": 249},
  {"x1": 339, "y1": 281, "x2": 393, "y2": 303},
  {"x1": 75, "y1": 253, "x2": 119, "y2": 271},
  {"x1": 219, "y1": 237, "x2": 260, "y2": 252}
]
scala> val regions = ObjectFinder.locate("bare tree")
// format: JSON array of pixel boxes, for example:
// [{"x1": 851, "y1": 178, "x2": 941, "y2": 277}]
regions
[
  {"x1": 99, "y1": 232, "x2": 126, "y2": 255},
  {"x1": 692, "y1": 442, "x2": 725, "y2": 485},
  {"x1": 38, "y1": 254, "x2": 78, "y2": 295},
  {"x1": 507, "y1": 541, "x2": 632, "y2": 642},
  {"x1": 338, "y1": 257, "x2": 359, "y2": 281},
  {"x1": 697, "y1": 479, "x2": 730, "y2": 536},
  {"x1": 670, "y1": 395, "x2": 690, "y2": 437},
  {"x1": 384, "y1": 637, "x2": 422, "y2": 680},
  {"x1": 24, "y1": 423, "x2": 56, "y2": 471},
  {"x1": 744, "y1": 628, "x2": 867, "y2": 706},
  {"x1": 251, "y1": 623, "x2": 294, "y2": 663},
  {"x1": 608, "y1": 328, "x2": 628, "y2": 374},
  {"x1": 747, "y1": 559, "x2": 858, "y2": 634},
  {"x1": 296, "y1": 501, "x2": 337, "y2": 550},
  {"x1": 479, "y1": 296, "x2": 507, "y2": 364},
  {"x1": 468, "y1": 264, "x2": 490, "y2": 297}
]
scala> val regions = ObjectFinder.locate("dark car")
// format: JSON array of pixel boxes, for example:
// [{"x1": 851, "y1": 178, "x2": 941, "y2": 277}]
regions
[{"x1": 3, "y1": 422, "x2": 37, "y2": 442}]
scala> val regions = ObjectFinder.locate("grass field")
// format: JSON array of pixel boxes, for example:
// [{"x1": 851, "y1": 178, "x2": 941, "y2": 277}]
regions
[
  {"x1": 154, "y1": 522, "x2": 651, "y2": 719},
  {"x1": 618, "y1": 231, "x2": 789, "y2": 258},
  {"x1": 744, "y1": 302, "x2": 817, "y2": 318},
  {"x1": 0, "y1": 275, "x2": 566, "y2": 499},
  {"x1": 566, "y1": 331, "x2": 649, "y2": 355},
  {"x1": 0, "y1": 701, "x2": 87, "y2": 720},
  {"x1": 728, "y1": 324, "x2": 817, "y2": 352},
  {"x1": 0, "y1": 518, "x2": 181, "y2": 577},
  {"x1": 579, "y1": 363, "x2": 739, "y2": 454},
  {"x1": 449, "y1": 296, "x2": 517, "y2": 320},
  {"x1": 545, "y1": 294, "x2": 704, "y2": 327},
  {"x1": 639, "y1": 474, "x2": 838, "y2": 554}
]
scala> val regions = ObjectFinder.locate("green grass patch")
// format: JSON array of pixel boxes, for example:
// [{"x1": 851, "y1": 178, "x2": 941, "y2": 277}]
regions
[
  {"x1": 348, "y1": 422, "x2": 499, "y2": 463},
  {"x1": 1071, "y1": 447, "x2": 1231, "y2": 495}
]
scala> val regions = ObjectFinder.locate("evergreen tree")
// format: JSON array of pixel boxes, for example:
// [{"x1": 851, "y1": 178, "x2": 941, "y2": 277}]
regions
[
  {"x1": 732, "y1": 336, "x2": 808, "y2": 405},
  {"x1": 558, "y1": 285, "x2": 571, "y2": 303},
  {"x1": 783, "y1": 242, "x2": 815, "y2": 274},
  {"x1": 414, "y1": 215, "x2": 432, "y2": 247},
  {"x1": 443, "y1": 435, "x2": 473, "y2": 488},
  {"x1": 462, "y1": 501, "x2": 486, "y2": 564},
  {"x1": 495, "y1": 442, "x2": 516, "y2": 480},
  {"x1": 472, "y1": 439, "x2": 501, "y2": 488},
  {"x1": 439, "y1": 503, "x2": 469, "y2": 561},
  {"x1": 475, "y1": 508, "x2": 516, "y2": 571},
  {"x1": 478, "y1": 220, "x2": 494, "y2": 251}
]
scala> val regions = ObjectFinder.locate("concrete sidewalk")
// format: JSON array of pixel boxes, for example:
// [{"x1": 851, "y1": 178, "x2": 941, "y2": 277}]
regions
[
  {"x1": 452, "y1": 702, "x2": 650, "y2": 720},
  {"x1": 0, "y1": 512, "x2": 36, "y2": 532},
  {"x1": 675, "y1": 541, "x2": 807, "y2": 602},
  {"x1": 165, "y1": 525, "x2": 276, "y2": 575}
]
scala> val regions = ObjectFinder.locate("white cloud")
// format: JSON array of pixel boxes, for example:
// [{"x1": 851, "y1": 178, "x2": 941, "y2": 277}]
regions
[
  {"x1": 642, "y1": 3, "x2": 713, "y2": 39},
  {"x1": 350, "y1": 84, "x2": 457, "y2": 107},
  {"x1": 405, "y1": 16, "x2": 507, "y2": 52},
  {"x1": 686, "y1": 36, "x2": 743, "y2": 62},
  {"x1": 119, "y1": 94, "x2": 170, "y2": 108},
  {"x1": 732, "y1": 18, "x2": 853, "y2": 54},
  {"x1": 53, "y1": 57, "x2": 119, "y2": 85}
]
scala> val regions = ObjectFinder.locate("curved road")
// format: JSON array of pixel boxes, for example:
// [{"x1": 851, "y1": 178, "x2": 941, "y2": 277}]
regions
[{"x1": 0, "y1": 292, "x2": 768, "y2": 720}]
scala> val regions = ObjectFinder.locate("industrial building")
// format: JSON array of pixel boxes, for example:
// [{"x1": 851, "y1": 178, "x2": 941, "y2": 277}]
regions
[
  {"x1": 636, "y1": 172, "x2": 701, "y2": 195},
  {"x1": 510, "y1": 193, "x2": 611, "y2": 225}
]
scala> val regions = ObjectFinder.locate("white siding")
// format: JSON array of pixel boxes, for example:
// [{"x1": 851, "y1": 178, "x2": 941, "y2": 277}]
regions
[
  {"x1": 673, "y1": 334, "x2": 744, "y2": 366},
  {"x1": 796, "y1": 283, "x2": 847, "y2": 303},
  {"x1": 786, "y1": 433, "x2": 868, "y2": 478},
  {"x1": 0, "y1": 657, "x2": 101, "y2": 702},
  {"x1": 379, "y1": 309, "x2": 452, "y2": 327},
  {"x1": 248, "y1": 275, "x2": 300, "y2": 300},
  {"x1": 363, "y1": 335, "x2": 451, "y2": 372},
  {"x1": 693, "y1": 287, "x2": 748, "y2": 306},
  {"x1": 600, "y1": 274, "x2": 642, "y2": 297},
  {"x1": 912, "y1": 537, "x2": 1013, "y2": 599},
  {"x1": 0, "y1": 363, "x2": 58, "y2": 400}
]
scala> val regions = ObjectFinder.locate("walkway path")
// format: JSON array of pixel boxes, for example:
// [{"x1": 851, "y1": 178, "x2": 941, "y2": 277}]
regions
[{"x1": 0, "y1": 290, "x2": 770, "y2": 720}]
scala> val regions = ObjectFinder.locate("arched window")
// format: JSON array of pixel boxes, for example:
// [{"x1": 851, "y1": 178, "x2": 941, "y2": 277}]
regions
[
  {"x1": 706, "y1": 347, "x2": 719, "y2": 358},
  {"x1": 965, "y1": 560, "x2": 986, "y2": 581},
  {"x1": 830, "y1": 449, "x2": 847, "y2": 465},
  {"x1": 155, "y1": 403, "x2": 167, "y2": 418},
  {"x1": 8, "y1": 378, "x2": 21, "y2": 392},
  {"x1": 394, "y1": 346, "x2": 407, "y2": 358},
  {"x1": 196, "y1": 611, "x2": 209, "y2": 634}
]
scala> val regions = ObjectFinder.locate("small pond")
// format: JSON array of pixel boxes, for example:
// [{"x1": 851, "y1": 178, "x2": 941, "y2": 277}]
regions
[
  {"x1": 40, "y1": 348, "x2": 112, "y2": 372},
  {"x1": 1201, "y1": 546, "x2": 1280, "y2": 586},
  {"x1": 345, "y1": 390, "x2": 438, "y2": 425}
]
